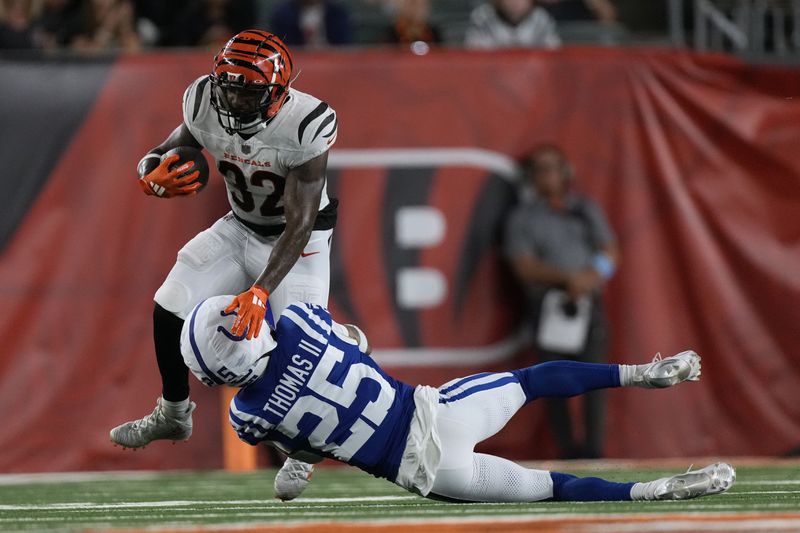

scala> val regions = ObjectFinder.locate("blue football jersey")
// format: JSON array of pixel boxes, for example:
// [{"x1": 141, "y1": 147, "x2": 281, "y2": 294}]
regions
[{"x1": 229, "y1": 303, "x2": 417, "y2": 482}]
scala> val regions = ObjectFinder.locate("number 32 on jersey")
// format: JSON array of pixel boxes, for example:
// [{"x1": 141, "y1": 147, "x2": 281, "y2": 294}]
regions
[{"x1": 219, "y1": 161, "x2": 285, "y2": 217}]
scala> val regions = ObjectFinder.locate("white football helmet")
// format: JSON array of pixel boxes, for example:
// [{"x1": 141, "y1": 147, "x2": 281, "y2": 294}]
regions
[{"x1": 180, "y1": 295, "x2": 277, "y2": 388}]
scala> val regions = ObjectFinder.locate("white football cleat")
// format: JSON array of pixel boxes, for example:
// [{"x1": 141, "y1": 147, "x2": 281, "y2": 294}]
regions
[
  {"x1": 274, "y1": 457, "x2": 314, "y2": 501},
  {"x1": 631, "y1": 350, "x2": 701, "y2": 388},
  {"x1": 651, "y1": 462, "x2": 736, "y2": 500},
  {"x1": 110, "y1": 397, "x2": 195, "y2": 449}
]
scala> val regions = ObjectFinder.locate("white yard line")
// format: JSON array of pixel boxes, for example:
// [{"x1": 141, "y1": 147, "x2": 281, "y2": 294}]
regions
[
  {"x1": 0, "y1": 471, "x2": 167, "y2": 485},
  {"x1": 736, "y1": 480, "x2": 800, "y2": 486},
  {"x1": 731, "y1": 490, "x2": 800, "y2": 495},
  {"x1": 1, "y1": 462, "x2": 796, "y2": 486},
  {"x1": 1, "y1": 491, "x2": 798, "y2": 513},
  {"x1": 293, "y1": 496, "x2": 419, "y2": 503},
  {"x1": 0, "y1": 496, "x2": 418, "y2": 511}
]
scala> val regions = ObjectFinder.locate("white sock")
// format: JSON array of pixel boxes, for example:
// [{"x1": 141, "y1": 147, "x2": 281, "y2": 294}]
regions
[
  {"x1": 630, "y1": 477, "x2": 668, "y2": 501},
  {"x1": 162, "y1": 397, "x2": 190, "y2": 418},
  {"x1": 618, "y1": 364, "x2": 637, "y2": 387},
  {"x1": 630, "y1": 481, "x2": 648, "y2": 500}
]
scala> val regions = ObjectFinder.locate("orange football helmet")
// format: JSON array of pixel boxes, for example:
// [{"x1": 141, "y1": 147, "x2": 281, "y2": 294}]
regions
[{"x1": 210, "y1": 30, "x2": 294, "y2": 135}]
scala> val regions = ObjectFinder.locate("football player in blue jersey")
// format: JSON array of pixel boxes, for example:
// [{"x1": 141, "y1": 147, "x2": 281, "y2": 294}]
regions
[{"x1": 181, "y1": 295, "x2": 736, "y2": 503}]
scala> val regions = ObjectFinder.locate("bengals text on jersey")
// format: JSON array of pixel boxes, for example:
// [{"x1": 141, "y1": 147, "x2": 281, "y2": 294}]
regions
[{"x1": 182, "y1": 76, "x2": 338, "y2": 235}]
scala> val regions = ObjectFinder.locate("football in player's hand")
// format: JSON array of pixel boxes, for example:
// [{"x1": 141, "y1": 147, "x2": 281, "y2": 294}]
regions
[{"x1": 162, "y1": 146, "x2": 210, "y2": 192}]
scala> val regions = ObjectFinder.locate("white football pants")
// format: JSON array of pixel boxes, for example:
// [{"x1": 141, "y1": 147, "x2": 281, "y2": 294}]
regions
[
  {"x1": 430, "y1": 373, "x2": 555, "y2": 502},
  {"x1": 154, "y1": 212, "x2": 331, "y2": 321}
]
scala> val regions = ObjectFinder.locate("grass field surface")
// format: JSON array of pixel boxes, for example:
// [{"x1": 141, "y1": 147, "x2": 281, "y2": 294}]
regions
[{"x1": 1, "y1": 459, "x2": 798, "y2": 532}]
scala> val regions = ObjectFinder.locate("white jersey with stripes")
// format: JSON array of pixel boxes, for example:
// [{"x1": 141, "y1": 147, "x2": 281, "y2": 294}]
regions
[{"x1": 181, "y1": 77, "x2": 338, "y2": 228}]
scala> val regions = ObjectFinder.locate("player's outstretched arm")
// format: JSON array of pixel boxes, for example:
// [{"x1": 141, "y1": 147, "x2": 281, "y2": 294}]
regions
[
  {"x1": 136, "y1": 123, "x2": 202, "y2": 197},
  {"x1": 227, "y1": 151, "x2": 328, "y2": 340}
]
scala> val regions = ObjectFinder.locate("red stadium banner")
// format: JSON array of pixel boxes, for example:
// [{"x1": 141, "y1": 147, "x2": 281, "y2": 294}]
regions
[{"x1": 0, "y1": 47, "x2": 799, "y2": 472}]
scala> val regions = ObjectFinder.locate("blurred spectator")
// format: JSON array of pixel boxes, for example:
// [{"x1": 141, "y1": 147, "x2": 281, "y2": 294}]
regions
[
  {"x1": 1, "y1": 0, "x2": 143, "y2": 51},
  {"x1": 0, "y1": 0, "x2": 87, "y2": 50},
  {"x1": 132, "y1": 0, "x2": 192, "y2": 47},
  {"x1": 465, "y1": 0, "x2": 560, "y2": 49},
  {"x1": 383, "y1": 0, "x2": 441, "y2": 47},
  {"x1": 504, "y1": 145, "x2": 619, "y2": 459},
  {"x1": 169, "y1": 0, "x2": 255, "y2": 48},
  {"x1": 0, "y1": 0, "x2": 40, "y2": 48},
  {"x1": 538, "y1": 0, "x2": 622, "y2": 46},
  {"x1": 539, "y1": 0, "x2": 616, "y2": 23},
  {"x1": 270, "y1": 0, "x2": 352, "y2": 47},
  {"x1": 34, "y1": 0, "x2": 85, "y2": 48},
  {"x1": 71, "y1": 0, "x2": 141, "y2": 52}
]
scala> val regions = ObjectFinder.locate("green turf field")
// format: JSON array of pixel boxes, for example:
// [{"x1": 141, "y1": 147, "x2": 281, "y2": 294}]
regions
[{"x1": 1, "y1": 462, "x2": 798, "y2": 532}]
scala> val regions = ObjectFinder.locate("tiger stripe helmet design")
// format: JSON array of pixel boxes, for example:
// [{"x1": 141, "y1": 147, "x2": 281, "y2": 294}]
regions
[{"x1": 210, "y1": 29, "x2": 294, "y2": 135}]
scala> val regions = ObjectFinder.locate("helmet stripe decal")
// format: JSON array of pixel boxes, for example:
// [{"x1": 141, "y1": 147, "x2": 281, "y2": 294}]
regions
[
  {"x1": 247, "y1": 29, "x2": 272, "y2": 39},
  {"x1": 265, "y1": 37, "x2": 293, "y2": 70},
  {"x1": 253, "y1": 44, "x2": 286, "y2": 82},
  {"x1": 188, "y1": 303, "x2": 226, "y2": 385},
  {"x1": 226, "y1": 48, "x2": 273, "y2": 60},
  {"x1": 230, "y1": 37, "x2": 265, "y2": 45},
  {"x1": 297, "y1": 102, "x2": 330, "y2": 142},
  {"x1": 228, "y1": 39, "x2": 277, "y2": 59},
  {"x1": 217, "y1": 58, "x2": 268, "y2": 78},
  {"x1": 249, "y1": 41, "x2": 287, "y2": 68}
]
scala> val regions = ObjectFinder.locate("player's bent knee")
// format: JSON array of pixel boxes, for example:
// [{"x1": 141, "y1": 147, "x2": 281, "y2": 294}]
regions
[{"x1": 154, "y1": 280, "x2": 192, "y2": 319}]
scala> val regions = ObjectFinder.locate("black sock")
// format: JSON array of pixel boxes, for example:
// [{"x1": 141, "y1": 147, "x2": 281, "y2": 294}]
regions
[{"x1": 153, "y1": 303, "x2": 189, "y2": 401}]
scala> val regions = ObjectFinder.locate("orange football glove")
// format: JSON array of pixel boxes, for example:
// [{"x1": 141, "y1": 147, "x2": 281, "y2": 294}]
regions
[
  {"x1": 139, "y1": 154, "x2": 202, "y2": 198},
  {"x1": 225, "y1": 285, "x2": 269, "y2": 340}
]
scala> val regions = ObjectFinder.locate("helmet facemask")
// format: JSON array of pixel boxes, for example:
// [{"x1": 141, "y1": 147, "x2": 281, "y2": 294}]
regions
[
  {"x1": 210, "y1": 72, "x2": 286, "y2": 135},
  {"x1": 209, "y1": 30, "x2": 294, "y2": 136}
]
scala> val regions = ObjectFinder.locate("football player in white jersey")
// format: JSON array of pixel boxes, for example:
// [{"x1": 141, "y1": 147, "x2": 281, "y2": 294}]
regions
[
  {"x1": 180, "y1": 295, "x2": 736, "y2": 503},
  {"x1": 110, "y1": 30, "x2": 334, "y2": 499}
]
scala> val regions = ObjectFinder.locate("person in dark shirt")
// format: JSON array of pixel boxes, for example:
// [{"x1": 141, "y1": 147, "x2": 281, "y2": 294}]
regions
[
  {"x1": 71, "y1": 0, "x2": 141, "y2": 52},
  {"x1": 168, "y1": 0, "x2": 255, "y2": 48},
  {"x1": 384, "y1": 0, "x2": 441, "y2": 47},
  {"x1": 505, "y1": 144, "x2": 619, "y2": 459},
  {"x1": 270, "y1": 0, "x2": 351, "y2": 47},
  {"x1": 0, "y1": 0, "x2": 38, "y2": 49}
]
